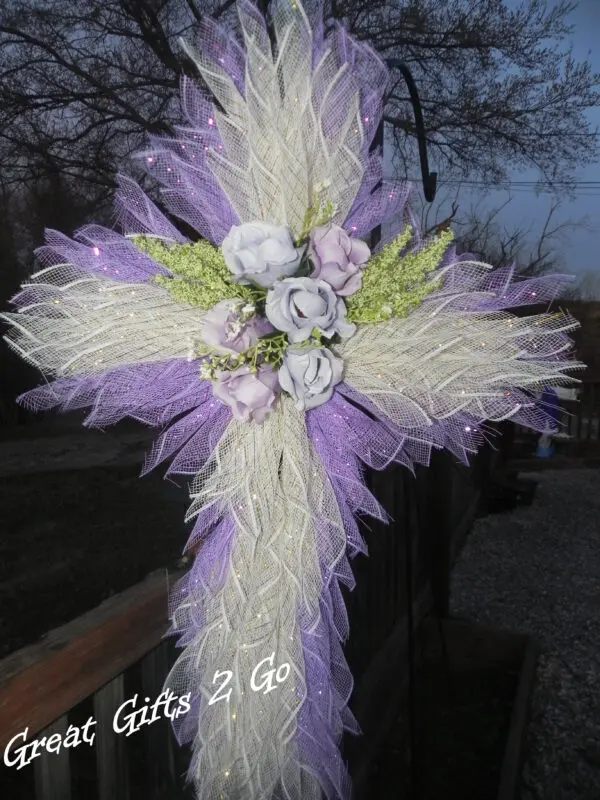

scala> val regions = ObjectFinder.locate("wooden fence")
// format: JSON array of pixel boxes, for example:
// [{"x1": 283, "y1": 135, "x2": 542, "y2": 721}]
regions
[
  {"x1": 0, "y1": 445, "x2": 499, "y2": 800},
  {"x1": 562, "y1": 381, "x2": 600, "y2": 445},
  {"x1": 513, "y1": 380, "x2": 600, "y2": 457}
]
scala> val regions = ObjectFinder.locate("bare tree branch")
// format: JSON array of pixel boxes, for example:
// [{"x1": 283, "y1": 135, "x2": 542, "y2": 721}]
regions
[
  {"x1": 424, "y1": 199, "x2": 459, "y2": 237},
  {"x1": 0, "y1": 0, "x2": 597, "y2": 199},
  {"x1": 440, "y1": 194, "x2": 594, "y2": 277}
]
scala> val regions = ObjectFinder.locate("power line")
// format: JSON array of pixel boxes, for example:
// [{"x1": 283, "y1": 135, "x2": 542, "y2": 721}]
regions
[
  {"x1": 402, "y1": 179, "x2": 600, "y2": 186},
  {"x1": 397, "y1": 179, "x2": 600, "y2": 195}
]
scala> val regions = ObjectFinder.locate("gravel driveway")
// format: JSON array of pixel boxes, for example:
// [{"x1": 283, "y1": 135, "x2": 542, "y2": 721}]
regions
[{"x1": 451, "y1": 468, "x2": 600, "y2": 800}]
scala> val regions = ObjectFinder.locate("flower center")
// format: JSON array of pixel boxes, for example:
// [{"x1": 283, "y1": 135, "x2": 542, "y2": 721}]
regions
[{"x1": 293, "y1": 290, "x2": 327, "y2": 319}]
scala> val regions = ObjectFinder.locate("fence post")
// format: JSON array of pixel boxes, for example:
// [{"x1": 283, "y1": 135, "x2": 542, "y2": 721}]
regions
[
  {"x1": 33, "y1": 716, "x2": 72, "y2": 800},
  {"x1": 93, "y1": 675, "x2": 129, "y2": 800}
]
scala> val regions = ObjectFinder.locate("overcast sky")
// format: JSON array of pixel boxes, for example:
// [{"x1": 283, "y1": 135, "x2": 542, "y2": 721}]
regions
[{"x1": 417, "y1": 0, "x2": 600, "y2": 283}]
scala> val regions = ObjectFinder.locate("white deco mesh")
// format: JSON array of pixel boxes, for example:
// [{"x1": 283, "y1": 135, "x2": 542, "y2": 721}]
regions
[
  {"x1": 181, "y1": 0, "x2": 365, "y2": 238},
  {"x1": 0, "y1": 264, "x2": 207, "y2": 376},
  {"x1": 339, "y1": 293, "x2": 584, "y2": 427},
  {"x1": 166, "y1": 396, "x2": 346, "y2": 799}
]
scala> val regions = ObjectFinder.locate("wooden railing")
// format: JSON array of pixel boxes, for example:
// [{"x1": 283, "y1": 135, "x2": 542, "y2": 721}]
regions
[
  {"x1": 0, "y1": 447, "x2": 496, "y2": 799},
  {"x1": 0, "y1": 571, "x2": 189, "y2": 800}
]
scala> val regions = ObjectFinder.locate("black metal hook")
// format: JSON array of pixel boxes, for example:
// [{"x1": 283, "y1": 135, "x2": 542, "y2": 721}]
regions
[{"x1": 385, "y1": 59, "x2": 437, "y2": 203}]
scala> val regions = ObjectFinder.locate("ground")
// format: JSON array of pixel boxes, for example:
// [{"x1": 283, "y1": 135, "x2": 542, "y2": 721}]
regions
[
  {"x1": 451, "y1": 468, "x2": 600, "y2": 800},
  {"x1": 0, "y1": 421, "x2": 190, "y2": 655}
]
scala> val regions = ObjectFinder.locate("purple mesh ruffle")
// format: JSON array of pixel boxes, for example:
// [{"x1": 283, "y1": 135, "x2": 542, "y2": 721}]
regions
[
  {"x1": 195, "y1": 12, "x2": 247, "y2": 98},
  {"x1": 132, "y1": 4, "x2": 245, "y2": 245},
  {"x1": 16, "y1": 359, "x2": 220, "y2": 428},
  {"x1": 167, "y1": 510, "x2": 238, "y2": 750},
  {"x1": 31, "y1": 224, "x2": 173, "y2": 285},
  {"x1": 113, "y1": 175, "x2": 189, "y2": 244},
  {"x1": 424, "y1": 256, "x2": 576, "y2": 314},
  {"x1": 138, "y1": 77, "x2": 241, "y2": 246}
]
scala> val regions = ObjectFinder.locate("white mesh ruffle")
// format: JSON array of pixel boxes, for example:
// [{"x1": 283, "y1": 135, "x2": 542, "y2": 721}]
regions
[{"x1": 1, "y1": 264, "x2": 206, "y2": 377}]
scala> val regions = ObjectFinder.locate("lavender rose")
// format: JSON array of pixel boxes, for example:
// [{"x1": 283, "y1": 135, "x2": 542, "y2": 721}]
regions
[
  {"x1": 279, "y1": 347, "x2": 343, "y2": 410},
  {"x1": 201, "y1": 300, "x2": 273, "y2": 354},
  {"x1": 221, "y1": 222, "x2": 302, "y2": 288},
  {"x1": 309, "y1": 224, "x2": 370, "y2": 297},
  {"x1": 265, "y1": 277, "x2": 355, "y2": 344},
  {"x1": 212, "y1": 364, "x2": 280, "y2": 423}
]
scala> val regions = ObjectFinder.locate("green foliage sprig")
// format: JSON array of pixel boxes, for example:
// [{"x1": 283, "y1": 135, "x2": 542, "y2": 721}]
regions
[
  {"x1": 295, "y1": 189, "x2": 337, "y2": 246},
  {"x1": 197, "y1": 330, "x2": 328, "y2": 379},
  {"x1": 346, "y1": 226, "x2": 454, "y2": 324},
  {"x1": 198, "y1": 333, "x2": 289, "y2": 378},
  {"x1": 132, "y1": 236, "x2": 264, "y2": 309}
]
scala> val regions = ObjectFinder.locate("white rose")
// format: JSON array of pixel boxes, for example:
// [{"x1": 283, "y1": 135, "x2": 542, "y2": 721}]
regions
[
  {"x1": 265, "y1": 277, "x2": 356, "y2": 344},
  {"x1": 221, "y1": 222, "x2": 303, "y2": 288},
  {"x1": 278, "y1": 347, "x2": 344, "y2": 410}
]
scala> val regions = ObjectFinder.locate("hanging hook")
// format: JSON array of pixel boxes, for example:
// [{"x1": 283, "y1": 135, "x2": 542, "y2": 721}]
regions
[{"x1": 385, "y1": 59, "x2": 437, "y2": 203}]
